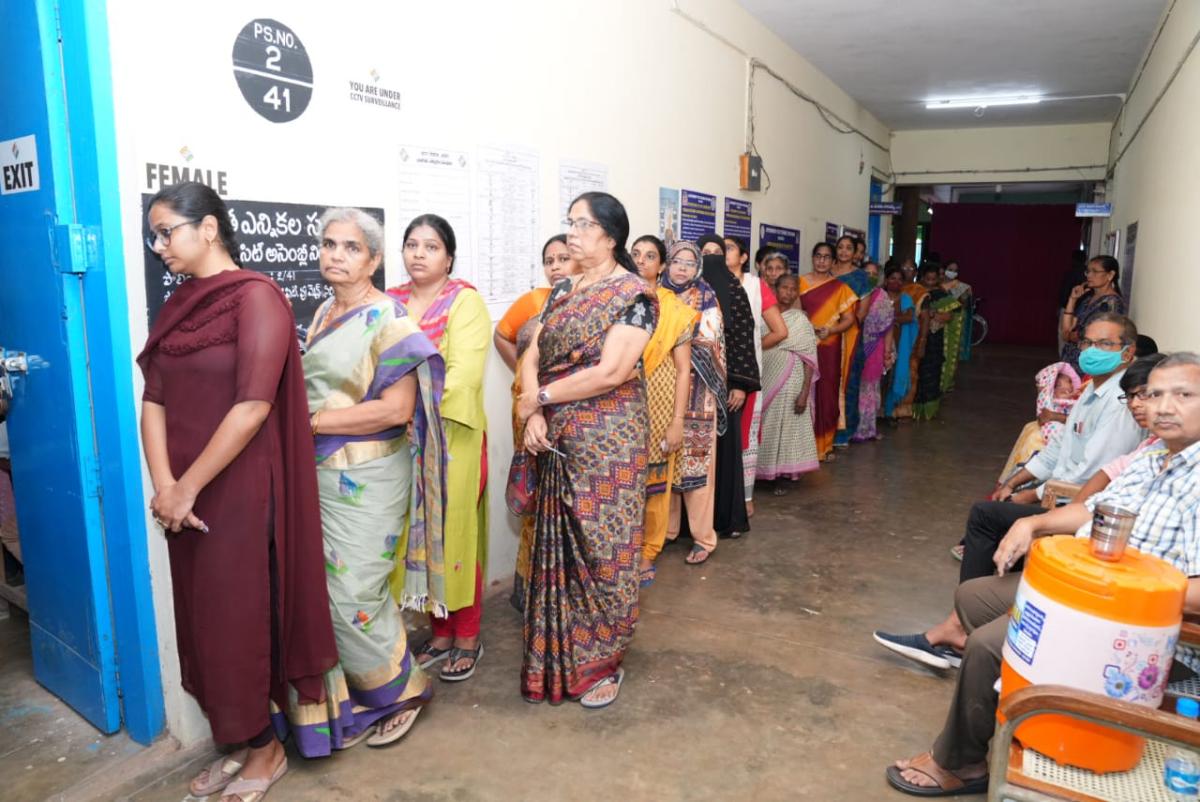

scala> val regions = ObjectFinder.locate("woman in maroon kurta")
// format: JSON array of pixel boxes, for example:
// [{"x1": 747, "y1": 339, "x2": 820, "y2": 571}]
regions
[{"x1": 138, "y1": 182, "x2": 336, "y2": 801}]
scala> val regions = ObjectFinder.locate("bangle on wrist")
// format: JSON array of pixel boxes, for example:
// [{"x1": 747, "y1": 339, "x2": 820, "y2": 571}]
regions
[
  {"x1": 311, "y1": 409, "x2": 322, "y2": 436},
  {"x1": 536, "y1": 386, "x2": 552, "y2": 406}
]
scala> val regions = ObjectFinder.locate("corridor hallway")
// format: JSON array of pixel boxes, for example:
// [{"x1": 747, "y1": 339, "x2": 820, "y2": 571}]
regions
[{"x1": 77, "y1": 345, "x2": 1048, "y2": 801}]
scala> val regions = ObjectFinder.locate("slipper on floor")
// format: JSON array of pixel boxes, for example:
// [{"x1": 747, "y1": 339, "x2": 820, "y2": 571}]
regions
[
  {"x1": 579, "y1": 668, "x2": 625, "y2": 710},
  {"x1": 415, "y1": 640, "x2": 451, "y2": 667},
  {"x1": 685, "y1": 545, "x2": 711, "y2": 565},
  {"x1": 885, "y1": 752, "x2": 987, "y2": 797},
  {"x1": 949, "y1": 544, "x2": 964, "y2": 562},
  {"x1": 639, "y1": 564, "x2": 656, "y2": 588},
  {"x1": 222, "y1": 757, "x2": 288, "y2": 802},
  {"x1": 366, "y1": 706, "x2": 422, "y2": 748},
  {"x1": 337, "y1": 726, "x2": 376, "y2": 750},
  {"x1": 190, "y1": 752, "x2": 246, "y2": 797},
  {"x1": 439, "y1": 643, "x2": 483, "y2": 682}
]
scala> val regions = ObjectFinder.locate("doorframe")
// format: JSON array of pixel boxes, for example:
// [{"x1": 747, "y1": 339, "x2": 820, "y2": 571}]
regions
[{"x1": 51, "y1": 0, "x2": 165, "y2": 744}]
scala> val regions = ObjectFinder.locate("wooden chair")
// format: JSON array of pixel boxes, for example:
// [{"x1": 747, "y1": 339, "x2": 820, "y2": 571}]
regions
[{"x1": 988, "y1": 621, "x2": 1200, "y2": 801}]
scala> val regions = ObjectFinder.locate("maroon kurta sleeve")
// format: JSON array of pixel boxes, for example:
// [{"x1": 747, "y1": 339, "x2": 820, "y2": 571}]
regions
[
  {"x1": 142, "y1": 352, "x2": 164, "y2": 404},
  {"x1": 235, "y1": 282, "x2": 293, "y2": 405}
]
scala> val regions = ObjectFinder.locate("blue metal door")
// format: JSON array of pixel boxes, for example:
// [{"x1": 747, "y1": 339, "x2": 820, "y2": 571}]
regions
[{"x1": 0, "y1": 0, "x2": 120, "y2": 732}]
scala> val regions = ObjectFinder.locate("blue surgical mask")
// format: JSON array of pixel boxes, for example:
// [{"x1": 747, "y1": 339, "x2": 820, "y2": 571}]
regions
[{"x1": 1078, "y1": 346, "x2": 1125, "y2": 376}]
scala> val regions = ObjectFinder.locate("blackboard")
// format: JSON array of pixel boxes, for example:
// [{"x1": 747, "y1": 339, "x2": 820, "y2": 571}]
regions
[{"x1": 141, "y1": 195, "x2": 385, "y2": 342}]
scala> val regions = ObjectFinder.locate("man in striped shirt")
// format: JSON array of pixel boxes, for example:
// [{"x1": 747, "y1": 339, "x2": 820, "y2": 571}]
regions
[{"x1": 887, "y1": 352, "x2": 1200, "y2": 797}]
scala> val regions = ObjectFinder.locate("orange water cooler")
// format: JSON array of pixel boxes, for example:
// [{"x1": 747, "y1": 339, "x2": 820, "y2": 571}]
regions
[{"x1": 999, "y1": 535, "x2": 1187, "y2": 772}]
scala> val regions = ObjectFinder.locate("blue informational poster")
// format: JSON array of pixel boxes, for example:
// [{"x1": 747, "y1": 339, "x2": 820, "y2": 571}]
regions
[
  {"x1": 723, "y1": 197, "x2": 752, "y2": 246},
  {"x1": 680, "y1": 189, "x2": 717, "y2": 242},
  {"x1": 758, "y1": 223, "x2": 800, "y2": 268},
  {"x1": 658, "y1": 186, "x2": 680, "y2": 240},
  {"x1": 825, "y1": 221, "x2": 840, "y2": 244}
]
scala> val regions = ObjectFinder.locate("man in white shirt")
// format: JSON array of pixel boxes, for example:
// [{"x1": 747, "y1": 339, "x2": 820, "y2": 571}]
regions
[{"x1": 957, "y1": 314, "x2": 1143, "y2": 582}]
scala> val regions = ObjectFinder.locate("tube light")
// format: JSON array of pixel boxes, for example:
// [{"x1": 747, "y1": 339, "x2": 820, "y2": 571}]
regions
[{"x1": 925, "y1": 96, "x2": 1042, "y2": 110}]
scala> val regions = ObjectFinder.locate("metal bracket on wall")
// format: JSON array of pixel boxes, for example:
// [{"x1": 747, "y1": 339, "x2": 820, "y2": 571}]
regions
[{"x1": 52, "y1": 224, "x2": 102, "y2": 274}]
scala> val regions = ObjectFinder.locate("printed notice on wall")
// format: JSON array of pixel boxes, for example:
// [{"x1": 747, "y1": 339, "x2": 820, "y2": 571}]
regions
[
  {"x1": 1122, "y1": 221, "x2": 1138, "y2": 302},
  {"x1": 398, "y1": 145, "x2": 474, "y2": 284},
  {"x1": 759, "y1": 223, "x2": 801, "y2": 268},
  {"x1": 141, "y1": 194, "x2": 384, "y2": 342},
  {"x1": 724, "y1": 198, "x2": 752, "y2": 245},
  {"x1": 558, "y1": 159, "x2": 607, "y2": 219},
  {"x1": 347, "y1": 69, "x2": 402, "y2": 112},
  {"x1": 475, "y1": 145, "x2": 540, "y2": 306},
  {"x1": 658, "y1": 187, "x2": 680, "y2": 241},
  {"x1": 0, "y1": 135, "x2": 40, "y2": 195},
  {"x1": 824, "y1": 222, "x2": 840, "y2": 244},
  {"x1": 679, "y1": 189, "x2": 717, "y2": 242}
]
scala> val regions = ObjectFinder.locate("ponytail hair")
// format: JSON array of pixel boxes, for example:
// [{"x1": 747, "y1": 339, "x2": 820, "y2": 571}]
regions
[
  {"x1": 568, "y1": 191, "x2": 637, "y2": 275},
  {"x1": 148, "y1": 181, "x2": 241, "y2": 265}
]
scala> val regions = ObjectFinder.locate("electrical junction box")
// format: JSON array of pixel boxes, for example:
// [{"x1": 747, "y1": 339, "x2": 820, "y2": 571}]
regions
[{"x1": 739, "y1": 153, "x2": 762, "y2": 191}]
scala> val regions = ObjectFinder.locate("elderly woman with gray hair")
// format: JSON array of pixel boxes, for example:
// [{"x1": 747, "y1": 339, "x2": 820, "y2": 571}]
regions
[{"x1": 296, "y1": 207, "x2": 448, "y2": 751}]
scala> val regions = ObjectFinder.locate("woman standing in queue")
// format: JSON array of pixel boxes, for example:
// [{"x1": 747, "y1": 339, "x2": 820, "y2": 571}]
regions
[
  {"x1": 662, "y1": 241, "x2": 727, "y2": 565},
  {"x1": 496, "y1": 235, "x2": 580, "y2": 612},
  {"x1": 756, "y1": 274, "x2": 820, "y2": 492},
  {"x1": 849, "y1": 275, "x2": 896, "y2": 442},
  {"x1": 388, "y1": 214, "x2": 491, "y2": 682},
  {"x1": 697, "y1": 234, "x2": 759, "y2": 540},
  {"x1": 939, "y1": 260, "x2": 973, "y2": 393},
  {"x1": 302, "y1": 208, "x2": 447, "y2": 750},
  {"x1": 632, "y1": 235, "x2": 698, "y2": 585},
  {"x1": 830, "y1": 235, "x2": 870, "y2": 447},
  {"x1": 723, "y1": 236, "x2": 786, "y2": 519},
  {"x1": 893, "y1": 273, "x2": 931, "y2": 419},
  {"x1": 883, "y1": 266, "x2": 919, "y2": 423},
  {"x1": 798, "y1": 242, "x2": 858, "y2": 461},
  {"x1": 138, "y1": 182, "x2": 336, "y2": 801},
  {"x1": 517, "y1": 192, "x2": 656, "y2": 707},
  {"x1": 912, "y1": 263, "x2": 956, "y2": 420}
]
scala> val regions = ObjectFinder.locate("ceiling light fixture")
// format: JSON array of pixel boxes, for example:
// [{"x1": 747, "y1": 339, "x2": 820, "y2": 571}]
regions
[{"x1": 925, "y1": 95, "x2": 1042, "y2": 110}]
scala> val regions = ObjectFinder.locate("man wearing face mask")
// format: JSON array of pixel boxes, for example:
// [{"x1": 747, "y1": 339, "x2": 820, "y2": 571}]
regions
[{"x1": 943, "y1": 313, "x2": 1144, "y2": 580}]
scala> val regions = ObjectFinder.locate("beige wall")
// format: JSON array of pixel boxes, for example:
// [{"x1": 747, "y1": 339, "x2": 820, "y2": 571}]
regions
[
  {"x1": 890, "y1": 123, "x2": 1111, "y2": 185},
  {"x1": 1107, "y1": 1, "x2": 1200, "y2": 350},
  {"x1": 104, "y1": 0, "x2": 892, "y2": 743}
]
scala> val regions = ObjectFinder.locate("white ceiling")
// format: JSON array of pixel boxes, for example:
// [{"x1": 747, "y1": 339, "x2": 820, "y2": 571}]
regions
[{"x1": 735, "y1": 0, "x2": 1167, "y2": 130}]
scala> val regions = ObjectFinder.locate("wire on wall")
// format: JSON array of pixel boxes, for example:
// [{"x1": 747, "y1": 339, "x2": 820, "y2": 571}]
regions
[
  {"x1": 1107, "y1": 6, "x2": 1199, "y2": 178},
  {"x1": 670, "y1": 0, "x2": 892, "y2": 195}
]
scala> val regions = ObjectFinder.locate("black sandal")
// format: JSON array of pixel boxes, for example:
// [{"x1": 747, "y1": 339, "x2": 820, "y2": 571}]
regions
[
  {"x1": 439, "y1": 642, "x2": 484, "y2": 682},
  {"x1": 415, "y1": 640, "x2": 451, "y2": 667}
]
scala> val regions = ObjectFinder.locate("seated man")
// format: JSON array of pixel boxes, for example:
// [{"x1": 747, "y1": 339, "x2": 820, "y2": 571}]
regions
[
  {"x1": 885, "y1": 352, "x2": 1200, "y2": 796},
  {"x1": 874, "y1": 353, "x2": 1163, "y2": 669}
]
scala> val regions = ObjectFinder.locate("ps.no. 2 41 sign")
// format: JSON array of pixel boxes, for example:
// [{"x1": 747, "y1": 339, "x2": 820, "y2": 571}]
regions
[{"x1": 232, "y1": 19, "x2": 313, "y2": 123}]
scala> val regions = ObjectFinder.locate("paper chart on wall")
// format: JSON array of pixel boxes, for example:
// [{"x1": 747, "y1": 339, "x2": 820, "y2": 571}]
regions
[
  {"x1": 475, "y1": 145, "x2": 540, "y2": 306},
  {"x1": 397, "y1": 145, "x2": 474, "y2": 283},
  {"x1": 558, "y1": 159, "x2": 607, "y2": 219}
]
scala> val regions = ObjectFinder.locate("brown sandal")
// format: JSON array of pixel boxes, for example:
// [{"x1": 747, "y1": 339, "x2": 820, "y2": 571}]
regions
[{"x1": 884, "y1": 752, "x2": 988, "y2": 797}]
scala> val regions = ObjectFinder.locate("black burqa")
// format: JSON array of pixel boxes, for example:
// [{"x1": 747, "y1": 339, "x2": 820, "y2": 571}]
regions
[{"x1": 702, "y1": 254, "x2": 760, "y2": 537}]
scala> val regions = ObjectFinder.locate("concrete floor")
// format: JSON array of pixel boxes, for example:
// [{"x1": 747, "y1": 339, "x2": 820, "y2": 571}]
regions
[{"x1": 1, "y1": 345, "x2": 1051, "y2": 801}]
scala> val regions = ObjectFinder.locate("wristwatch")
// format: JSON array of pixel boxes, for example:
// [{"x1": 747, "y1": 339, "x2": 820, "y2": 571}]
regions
[{"x1": 536, "y1": 386, "x2": 552, "y2": 406}]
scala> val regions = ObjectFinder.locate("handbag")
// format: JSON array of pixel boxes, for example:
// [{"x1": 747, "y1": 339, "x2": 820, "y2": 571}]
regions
[{"x1": 505, "y1": 450, "x2": 537, "y2": 516}]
